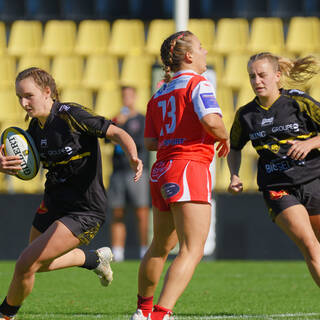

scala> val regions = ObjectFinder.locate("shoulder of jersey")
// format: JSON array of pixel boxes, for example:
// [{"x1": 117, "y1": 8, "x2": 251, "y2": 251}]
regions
[{"x1": 0, "y1": 126, "x2": 40, "y2": 180}]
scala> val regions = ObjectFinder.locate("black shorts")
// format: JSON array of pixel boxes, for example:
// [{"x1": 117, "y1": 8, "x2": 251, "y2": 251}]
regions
[
  {"x1": 33, "y1": 201, "x2": 104, "y2": 245},
  {"x1": 263, "y1": 178, "x2": 320, "y2": 221}
]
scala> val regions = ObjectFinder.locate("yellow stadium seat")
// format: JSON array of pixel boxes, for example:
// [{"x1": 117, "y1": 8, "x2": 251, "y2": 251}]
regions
[
  {"x1": 95, "y1": 87, "x2": 122, "y2": 119},
  {"x1": 135, "y1": 87, "x2": 151, "y2": 115},
  {"x1": 9, "y1": 169, "x2": 45, "y2": 194},
  {"x1": 0, "y1": 90, "x2": 23, "y2": 123},
  {"x1": 17, "y1": 55, "x2": 50, "y2": 73},
  {"x1": 99, "y1": 142, "x2": 114, "y2": 189},
  {"x1": 214, "y1": 18, "x2": 249, "y2": 56},
  {"x1": 237, "y1": 84, "x2": 255, "y2": 109},
  {"x1": 206, "y1": 53, "x2": 224, "y2": 81},
  {"x1": 213, "y1": 156, "x2": 230, "y2": 192},
  {"x1": 108, "y1": 19, "x2": 145, "y2": 57},
  {"x1": 82, "y1": 54, "x2": 119, "y2": 91},
  {"x1": 120, "y1": 55, "x2": 153, "y2": 89},
  {"x1": 286, "y1": 17, "x2": 320, "y2": 56},
  {"x1": 8, "y1": 20, "x2": 42, "y2": 57},
  {"x1": 248, "y1": 18, "x2": 285, "y2": 54},
  {"x1": 0, "y1": 21, "x2": 7, "y2": 56},
  {"x1": 0, "y1": 55, "x2": 16, "y2": 88},
  {"x1": 51, "y1": 55, "x2": 84, "y2": 88},
  {"x1": 223, "y1": 53, "x2": 251, "y2": 92},
  {"x1": 309, "y1": 83, "x2": 320, "y2": 102},
  {"x1": 60, "y1": 87, "x2": 93, "y2": 109},
  {"x1": 239, "y1": 148, "x2": 259, "y2": 192},
  {"x1": 74, "y1": 20, "x2": 110, "y2": 56},
  {"x1": 188, "y1": 19, "x2": 215, "y2": 53},
  {"x1": 216, "y1": 85, "x2": 235, "y2": 132},
  {"x1": 146, "y1": 19, "x2": 175, "y2": 58},
  {"x1": 41, "y1": 20, "x2": 76, "y2": 56},
  {"x1": 0, "y1": 174, "x2": 8, "y2": 193}
]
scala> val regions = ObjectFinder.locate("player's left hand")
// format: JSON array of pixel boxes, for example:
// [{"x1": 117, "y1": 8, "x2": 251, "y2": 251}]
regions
[
  {"x1": 216, "y1": 139, "x2": 230, "y2": 158},
  {"x1": 286, "y1": 139, "x2": 313, "y2": 160},
  {"x1": 130, "y1": 156, "x2": 143, "y2": 182}
]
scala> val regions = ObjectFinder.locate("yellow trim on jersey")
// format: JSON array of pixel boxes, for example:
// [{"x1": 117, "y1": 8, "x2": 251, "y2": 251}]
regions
[
  {"x1": 43, "y1": 152, "x2": 91, "y2": 167},
  {"x1": 254, "y1": 132, "x2": 317, "y2": 151},
  {"x1": 255, "y1": 95, "x2": 281, "y2": 110}
]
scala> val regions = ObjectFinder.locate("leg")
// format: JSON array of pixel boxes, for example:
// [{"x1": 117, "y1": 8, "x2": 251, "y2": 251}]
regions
[
  {"x1": 275, "y1": 205, "x2": 320, "y2": 287},
  {"x1": 138, "y1": 206, "x2": 177, "y2": 297},
  {"x1": 111, "y1": 207, "x2": 126, "y2": 261},
  {"x1": 157, "y1": 202, "x2": 211, "y2": 310},
  {"x1": 6, "y1": 220, "x2": 81, "y2": 306}
]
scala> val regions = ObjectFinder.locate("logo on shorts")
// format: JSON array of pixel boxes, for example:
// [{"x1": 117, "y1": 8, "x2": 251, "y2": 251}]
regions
[
  {"x1": 161, "y1": 183, "x2": 180, "y2": 199},
  {"x1": 269, "y1": 190, "x2": 289, "y2": 200}
]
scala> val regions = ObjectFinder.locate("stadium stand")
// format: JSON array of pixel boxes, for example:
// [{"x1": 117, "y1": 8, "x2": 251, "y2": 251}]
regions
[
  {"x1": 82, "y1": 54, "x2": 119, "y2": 91},
  {"x1": 108, "y1": 19, "x2": 145, "y2": 57},
  {"x1": 268, "y1": 0, "x2": 302, "y2": 18},
  {"x1": 51, "y1": 55, "x2": 83, "y2": 88},
  {"x1": 25, "y1": 0, "x2": 60, "y2": 21},
  {"x1": 95, "y1": 87, "x2": 122, "y2": 119},
  {"x1": 286, "y1": 17, "x2": 320, "y2": 57},
  {"x1": 8, "y1": 20, "x2": 42, "y2": 57},
  {"x1": 74, "y1": 20, "x2": 110, "y2": 56},
  {"x1": 0, "y1": 55, "x2": 16, "y2": 88},
  {"x1": 0, "y1": 21, "x2": 7, "y2": 55},
  {"x1": 60, "y1": 87, "x2": 94, "y2": 109},
  {"x1": 0, "y1": 0, "x2": 25, "y2": 22},
  {"x1": 213, "y1": 18, "x2": 249, "y2": 56},
  {"x1": 234, "y1": 0, "x2": 268, "y2": 18},
  {"x1": 17, "y1": 55, "x2": 50, "y2": 72},
  {"x1": 60, "y1": 0, "x2": 95, "y2": 21},
  {"x1": 41, "y1": 20, "x2": 76, "y2": 56}
]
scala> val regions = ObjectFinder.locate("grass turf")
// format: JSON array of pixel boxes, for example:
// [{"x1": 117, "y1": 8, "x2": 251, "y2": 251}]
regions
[{"x1": 0, "y1": 260, "x2": 319, "y2": 319}]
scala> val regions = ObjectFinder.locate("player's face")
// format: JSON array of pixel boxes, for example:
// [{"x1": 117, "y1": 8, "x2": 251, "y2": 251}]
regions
[
  {"x1": 122, "y1": 87, "x2": 136, "y2": 109},
  {"x1": 248, "y1": 58, "x2": 281, "y2": 100},
  {"x1": 16, "y1": 77, "x2": 52, "y2": 119},
  {"x1": 189, "y1": 35, "x2": 207, "y2": 74}
]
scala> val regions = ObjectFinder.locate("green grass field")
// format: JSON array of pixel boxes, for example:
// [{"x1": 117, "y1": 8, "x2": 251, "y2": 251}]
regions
[{"x1": 1, "y1": 260, "x2": 320, "y2": 320}]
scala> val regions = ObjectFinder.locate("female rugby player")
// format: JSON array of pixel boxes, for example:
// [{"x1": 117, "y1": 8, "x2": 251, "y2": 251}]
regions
[
  {"x1": 130, "y1": 31, "x2": 229, "y2": 320},
  {"x1": 0, "y1": 67, "x2": 143, "y2": 320},
  {"x1": 228, "y1": 52, "x2": 320, "y2": 289}
]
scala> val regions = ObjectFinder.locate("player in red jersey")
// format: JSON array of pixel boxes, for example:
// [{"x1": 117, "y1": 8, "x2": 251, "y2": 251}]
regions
[{"x1": 130, "y1": 31, "x2": 230, "y2": 320}]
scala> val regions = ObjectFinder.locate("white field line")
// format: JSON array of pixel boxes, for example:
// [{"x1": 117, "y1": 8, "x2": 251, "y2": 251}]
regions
[{"x1": 22, "y1": 312, "x2": 320, "y2": 319}]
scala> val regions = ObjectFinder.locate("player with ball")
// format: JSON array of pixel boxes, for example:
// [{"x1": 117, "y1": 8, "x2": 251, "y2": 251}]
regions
[{"x1": 0, "y1": 67, "x2": 143, "y2": 320}]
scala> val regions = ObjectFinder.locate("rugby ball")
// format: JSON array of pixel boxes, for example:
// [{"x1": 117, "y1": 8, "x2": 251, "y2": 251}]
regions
[{"x1": 0, "y1": 127, "x2": 40, "y2": 180}]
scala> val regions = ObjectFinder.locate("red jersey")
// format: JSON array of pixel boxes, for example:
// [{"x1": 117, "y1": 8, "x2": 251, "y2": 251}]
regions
[{"x1": 145, "y1": 70, "x2": 222, "y2": 164}]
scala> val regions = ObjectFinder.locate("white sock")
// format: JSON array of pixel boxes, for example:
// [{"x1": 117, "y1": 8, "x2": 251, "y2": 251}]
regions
[
  {"x1": 112, "y1": 246, "x2": 124, "y2": 262},
  {"x1": 140, "y1": 245, "x2": 148, "y2": 259}
]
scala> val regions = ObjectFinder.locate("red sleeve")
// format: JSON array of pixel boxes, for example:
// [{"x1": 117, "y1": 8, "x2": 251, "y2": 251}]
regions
[{"x1": 144, "y1": 100, "x2": 157, "y2": 138}]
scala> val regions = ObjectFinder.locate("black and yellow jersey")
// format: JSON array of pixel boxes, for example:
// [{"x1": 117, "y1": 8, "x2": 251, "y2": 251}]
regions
[
  {"x1": 230, "y1": 89, "x2": 320, "y2": 190},
  {"x1": 27, "y1": 101, "x2": 112, "y2": 218}
]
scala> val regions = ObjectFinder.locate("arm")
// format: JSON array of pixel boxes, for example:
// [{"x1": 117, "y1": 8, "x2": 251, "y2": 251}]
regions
[
  {"x1": 201, "y1": 113, "x2": 230, "y2": 157},
  {"x1": 144, "y1": 137, "x2": 158, "y2": 151},
  {"x1": 0, "y1": 145, "x2": 22, "y2": 175},
  {"x1": 227, "y1": 149, "x2": 243, "y2": 194},
  {"x1": 286, "y1": 135, "x2": 320, "y2": 160},
  {"x1": 106, "y1": 124, "x2": 143, "y2": 182}
]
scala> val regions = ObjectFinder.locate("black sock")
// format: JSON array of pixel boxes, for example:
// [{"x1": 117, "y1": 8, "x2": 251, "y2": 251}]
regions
[
  {"x1": 79, "y1": 249, "x2": 99, "y2": 270},
  {"x1": 0, "y1": 297, "x2": 20, "y2": 317}
]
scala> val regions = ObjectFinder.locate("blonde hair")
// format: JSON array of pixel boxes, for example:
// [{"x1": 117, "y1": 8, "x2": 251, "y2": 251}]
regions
[
  {"x1": 16, "y1": 67, "x2": 60, "y2": 121},
  {"x1": 160, "y1": 31, "x2": 194, "y2": 83},
  {"x1": 248, "y1": 52, "x2": 320, "y2": 88}
]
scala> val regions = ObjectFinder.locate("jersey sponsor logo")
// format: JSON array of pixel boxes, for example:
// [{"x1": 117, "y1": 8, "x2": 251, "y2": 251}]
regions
[
  {"x1": 159, "y1": 138, "x2": 185, "y2": 148},
  {"x1": 59, "y1": 104, "x2": 71, "y2": 112},
  {"x1": 40, "y1": 139, "x2": 47, "y2": 148},
  {"x1": 289, "y1": 89, "x2": 305, "y2": 95},
  {"x1": 265, "y1": 157, "x2": 305, "y2": 174},
  {"x1": 200, "y1": 93, "x2": 219, "y2": 109},
  {"x1": 249, "y1": 131, "x2": 266, "y2": 140},
  {"x1": 261, "y1": 117, "x2": 274, "y2": 126},
  {"x1": 161, "y1": 182, "x2": 180, "y2": 199},
  {"x1": 271, "y1": 123, "x2": 299, "y2": 133},
  {"x1": 40, "y1": 146, "x2": 73, "y2": 158}
]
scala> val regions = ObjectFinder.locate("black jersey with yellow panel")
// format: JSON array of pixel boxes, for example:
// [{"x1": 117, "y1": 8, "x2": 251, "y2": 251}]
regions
[
  {"x1": 27, "y1": 101, "x2": 112, "y2": 219},
  {"x1": 230, "y1": 89, "x2": 320, "y2": 190}
]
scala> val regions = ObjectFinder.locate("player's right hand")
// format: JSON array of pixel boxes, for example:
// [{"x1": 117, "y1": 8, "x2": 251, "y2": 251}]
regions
[
  {"x1": 228, "y1": 175, "x2": 243, "y2": 194},
  {"x1": 0, "y1": 144, "x2": 22, "y2": 175}
]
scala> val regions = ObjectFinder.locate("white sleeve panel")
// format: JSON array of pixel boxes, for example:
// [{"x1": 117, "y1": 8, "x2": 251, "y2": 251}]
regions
[{"x1": 191, "y1": 80, "x2": 222, "y2": 120}]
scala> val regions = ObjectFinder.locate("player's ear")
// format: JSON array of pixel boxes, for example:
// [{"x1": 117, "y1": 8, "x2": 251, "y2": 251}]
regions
[
  {"x1": 185, "y1": 51, "x2": 193, "y2": 63},
  {"x1": 43, "y1": 86, "x2": 51, "y2": 98}
]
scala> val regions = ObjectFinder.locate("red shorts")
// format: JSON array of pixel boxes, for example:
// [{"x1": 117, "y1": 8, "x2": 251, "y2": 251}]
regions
[{"x1": 150, "y1": 159, "x2": 212, "y2": 211}]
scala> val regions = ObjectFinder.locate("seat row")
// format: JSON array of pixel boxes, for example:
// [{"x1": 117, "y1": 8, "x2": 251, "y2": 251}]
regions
[{"x1": 1, "y1": 17, "x2": 320, "y2": 60}]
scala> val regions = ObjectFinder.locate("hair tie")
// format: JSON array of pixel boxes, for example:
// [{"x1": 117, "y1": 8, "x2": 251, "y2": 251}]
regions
[{"x1": 170, "y1": 33, "x2": 185, "y2": 54}]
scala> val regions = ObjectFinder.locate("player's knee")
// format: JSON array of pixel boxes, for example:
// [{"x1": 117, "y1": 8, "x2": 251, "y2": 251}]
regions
[
  {"x1": 15, "y1": 251, "x2": 43, "y2": 276},
  {"x1": 299, "y1": 237, "x2": 320, "y2": 260},
  {"x1": 112, "y1": 208, "x2": 125, "y2": 221}
]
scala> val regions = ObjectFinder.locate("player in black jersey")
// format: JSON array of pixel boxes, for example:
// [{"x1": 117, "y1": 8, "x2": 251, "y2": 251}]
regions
[
  {"x1": 228, "y1": 52, "x2": 320, "y2": 289},
  {"x1": 0, "y1": 67, "x2": 143, "y2": 320}
]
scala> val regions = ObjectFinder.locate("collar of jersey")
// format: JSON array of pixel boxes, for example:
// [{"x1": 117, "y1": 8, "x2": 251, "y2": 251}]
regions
[
  {"x1": 37, "y1": 101, "x2": 59, "y2": 129},
  {"x1": 255, "y1": 94, "x2": 282, "y2": 110},
  {"x1": 172, "y1": 69, "x2": 199, "y2": 80}
]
